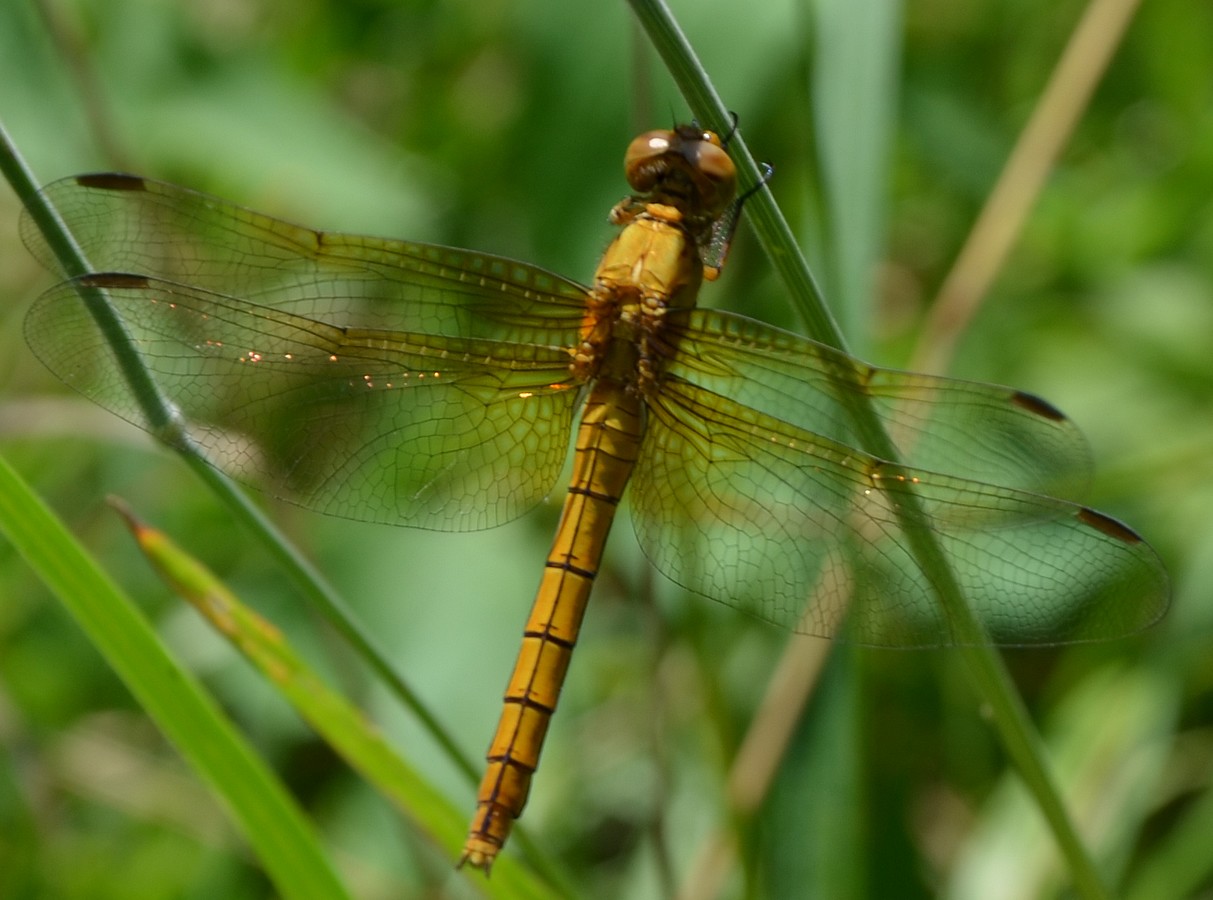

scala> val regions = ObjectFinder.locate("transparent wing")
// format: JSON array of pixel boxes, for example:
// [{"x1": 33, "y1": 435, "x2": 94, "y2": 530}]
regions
[
  {"x1": 22, "y1": 173, "x2": 589, "y2": 345},
  {"x1": 631, "y1": 378, "x2": 1167, "y2": 645},
  {"x1": 21, "y1": 173, "x2": 596, "y2": 529},
  {"x1": 26, "y1": 273, "x2": 582, "y2": 530},
  {"x1": 665, "y1": 308, "x2": 1090, "y2": 499}
]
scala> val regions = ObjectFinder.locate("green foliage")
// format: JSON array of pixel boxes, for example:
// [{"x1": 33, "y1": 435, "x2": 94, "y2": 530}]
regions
[{"x1": 1, "y1": 0, "x2": 1208, "y2": 897}]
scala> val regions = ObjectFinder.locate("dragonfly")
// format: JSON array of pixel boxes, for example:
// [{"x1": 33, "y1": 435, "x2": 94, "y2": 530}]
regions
[{"x1": 21, "y1": 125, "x2": 1167, "y2": 871}]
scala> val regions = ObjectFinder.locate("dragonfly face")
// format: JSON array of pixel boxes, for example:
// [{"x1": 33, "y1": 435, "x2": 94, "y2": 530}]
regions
[
  {"x1": 623, "y1": 125, "x2": 736, "y2": 224},
  {"x1": 20, "y1": 126, "x2": 1168, "y2": 872}
]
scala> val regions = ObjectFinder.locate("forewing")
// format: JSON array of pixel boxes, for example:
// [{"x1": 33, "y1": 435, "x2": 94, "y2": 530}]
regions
[
  {"x1": 22, "y1": 173, "x2": 588, "y2": 346},
  {"x1": 665, "y1": 309, "x2": 1091, "y2": 500}
]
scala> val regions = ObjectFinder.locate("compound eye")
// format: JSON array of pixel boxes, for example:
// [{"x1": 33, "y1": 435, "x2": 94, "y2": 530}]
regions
[
  {"x1": 624, "y1": 130, "x2": 676, "y2": 192},
  {"x1": 692, "y1": 138, "x2": 734, "y2": 184},
  {"x1": 686, "y1": 138, "x2": 737, "y2": 217}
]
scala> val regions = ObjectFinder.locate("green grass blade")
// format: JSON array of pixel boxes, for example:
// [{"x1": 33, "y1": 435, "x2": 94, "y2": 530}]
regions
[
  {"x1": 809, "y1": 0, "x2": 901, "y2": 345},
  {"x1": 626, "y1": 0, "x2": 837, "y2": 347},
  {"x1": 757, "y1": 6, "x2": 900, "y2": 894},
  {"x1": 625, "y1": 2, "x2": 1113, "y2": 896},
  {"x1": 1125, "y1": 787, "x2": 1213, "y2": 900},
  {"x1": 0, "y1": 117, "x2": 478, "y2": 791},
  {"x1": 951, "y1": 665, "x2": 1177, "y2": 897},
  {"x1": 114, "y1": 502, "x2": 565, "y2": 899},
  {"x1": 0, "y1": 454, "x2": 352, "y2": 900}
]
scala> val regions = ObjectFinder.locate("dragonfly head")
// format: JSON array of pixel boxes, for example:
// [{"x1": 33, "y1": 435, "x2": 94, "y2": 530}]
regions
[{"x1": 624, "y1": 125, "x2": 737, "y2": 223}]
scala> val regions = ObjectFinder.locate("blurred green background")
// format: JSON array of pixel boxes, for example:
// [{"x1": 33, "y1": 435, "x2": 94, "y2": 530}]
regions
[{"x1": 1, "y1": 0, "x2": 1210, "y2": 897}]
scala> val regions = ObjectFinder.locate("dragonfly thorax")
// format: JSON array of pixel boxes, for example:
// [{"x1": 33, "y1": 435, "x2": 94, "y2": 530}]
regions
[{"x1": 578, "y1": 196, "x2": 705, "y2": 397}]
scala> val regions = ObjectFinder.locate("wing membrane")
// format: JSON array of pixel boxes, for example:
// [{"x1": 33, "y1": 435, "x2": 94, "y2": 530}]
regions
[
  {"x1": 631, "y1": 378, "x2": 1167, "y2": 645},
  {"x1": 26, "y1": 274, "x2": 582, "y2": 530},
  {"x1": 22, "y1": 174, "x2": 588, "y2": 346},
  {"x1": 666, "y1": 308, "x2": 1089, "y2": 499},
  {"x1": 21, "y1": 172, "x2": 1166, "y2": 643}
]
